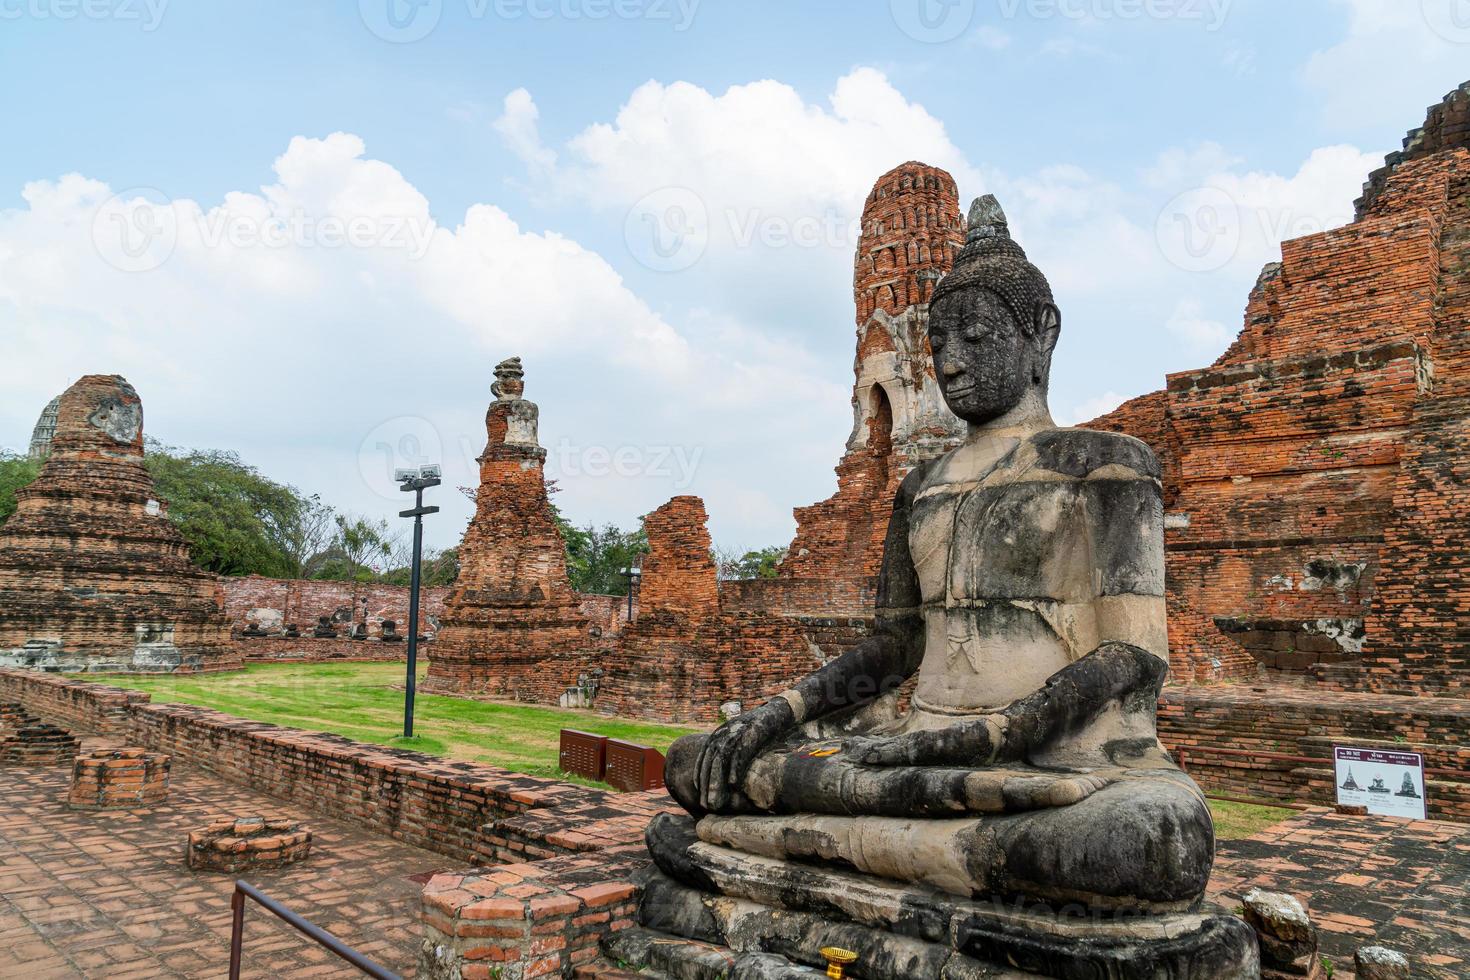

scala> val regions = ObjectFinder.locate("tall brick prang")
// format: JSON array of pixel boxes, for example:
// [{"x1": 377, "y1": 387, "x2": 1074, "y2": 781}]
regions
[
  {"x1": 424, "y1": 358, "x2": 596, "y2": 701},
  {"x1": 783, "y1": 161, "x2": 966, "y2": 586},
  {"x1": 0, "y1": 375, "x2": 239, "y2": 674}
]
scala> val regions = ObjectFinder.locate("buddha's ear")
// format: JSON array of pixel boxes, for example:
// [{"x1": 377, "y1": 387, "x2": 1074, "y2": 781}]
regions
[{"x1": 1036, "y1": 301, "x2": 1061, "y2": 353}]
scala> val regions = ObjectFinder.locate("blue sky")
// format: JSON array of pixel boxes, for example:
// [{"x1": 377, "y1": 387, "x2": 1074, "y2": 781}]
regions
[{"x1": 2, "y1": 0, "x2": 1468, "y2": 552}]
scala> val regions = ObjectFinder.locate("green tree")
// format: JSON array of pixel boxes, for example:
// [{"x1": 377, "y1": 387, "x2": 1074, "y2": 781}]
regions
[
  {"x1": 312, "y1": 514, "x2": 395, "y2": 582},
  {"x1": 381, "y1": 546, "x2": 460, "y2": 587},
  {"x1": 720, "y1": 545, "x2": 787, "y2": 581},
  {"x1": 567, "y1": 522, "x2": 649, "y2": 595},
  {"x1": 144, "y1": 442, "x2": 311, "y2": 577},
  {"x1": 0, "y1": 453, "x2": 42, "y2": 525}
]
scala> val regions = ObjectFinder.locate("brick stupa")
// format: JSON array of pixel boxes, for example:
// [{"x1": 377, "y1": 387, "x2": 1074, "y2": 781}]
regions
[
  {"x1": 0, "y1": 375, "x2": 238, "y2": 673},
  {"x1": 424, "y1": 358, "x2": 594, "y2": 700},
  {"x1": 782, "y1": 162, "x2": 966, "y2": 585}
]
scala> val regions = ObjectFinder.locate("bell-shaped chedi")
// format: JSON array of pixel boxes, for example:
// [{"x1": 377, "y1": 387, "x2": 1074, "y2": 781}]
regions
[
  {"x1": 424, "y1": 358, "x2": 594, "y2": 700},
  {"x1": 0, "y1": 375, "x2": 238, "y2": 673},
  {"x1": 782, "y1": 161, "x2": 966, "y2": 590}
]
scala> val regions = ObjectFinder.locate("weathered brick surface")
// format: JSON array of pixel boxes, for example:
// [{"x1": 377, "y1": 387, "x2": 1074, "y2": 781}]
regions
[
  {"x1": 0, "y1": 719, "x2": 80, "y2": 767},
  {"x1": 0, "y1": 669, "x2": 148, "y2": 734},
  {"x1": 1087, "y1": 85, "x2": 1470, "y2": 693},
  {"x1": 67, "y1": 746, "x2": 171, "y2": 809},
  {"x1": 0, "y1": 375, "x2": 239, "y2": 674},
  {"x1": 0, "y1": 667, "x2": 674, "y2": 867},
  {"x1": 221, "y1": 575, "x2": 450, "y2": 639},
  {"x1": 783, "y1": 161, "x2": 965, "y2": 590},
  {"x1": 426, "y1": 363, "x2": 599, "y2": 702},
  {"x1": 185, "y1": 814, "x2": 313, "y2": 873},
  {"x1": 594, "y1": 498, "x2": 826, "y2": 724},
  {"x1": 1159, "y1": 684, "x2": 1470, "y2": 821}
]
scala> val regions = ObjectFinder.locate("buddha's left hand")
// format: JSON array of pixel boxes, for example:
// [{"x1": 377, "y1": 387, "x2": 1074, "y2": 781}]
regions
[{"x1": 844, "y1": 713, "x2": 1013, "y2": 767}]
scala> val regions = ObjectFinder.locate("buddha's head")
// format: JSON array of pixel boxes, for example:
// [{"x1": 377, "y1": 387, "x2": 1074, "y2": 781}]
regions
[{"x1": 928, "y1": 196, "x2": 1059, "y2": 425}]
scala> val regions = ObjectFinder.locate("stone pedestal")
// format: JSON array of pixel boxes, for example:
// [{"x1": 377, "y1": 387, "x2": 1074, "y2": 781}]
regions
[
  {"x1": 187, "y1": 815, "x2": 312, "y2": 873},
  {"x1": 0, "y1": 720, "x2": 81, "y2": 766},
  {"x1": 1243, "y1": 889, "x2": 1322, "y2": 979},
  {"x1": 68, "y1": 747, "x2": 171, "y2": 809}
]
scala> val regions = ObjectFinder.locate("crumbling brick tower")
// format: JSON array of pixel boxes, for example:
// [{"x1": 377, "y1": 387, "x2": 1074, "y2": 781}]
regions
[
  {"x1": 425, "y1": 358, "x2": 595, "y2": 700},
  {"x1": 0, "y1": 375, "x2": 238, "y2": 673},
  {"x1": 595, "y1": 497, "x2": 821, "y2": 724},
  {"x1": 781, "y1": 162, "x2": 967, "y2": 590},
  {"x1": 1089, "y1": 81, "x2": 1470, "y2": 691}
]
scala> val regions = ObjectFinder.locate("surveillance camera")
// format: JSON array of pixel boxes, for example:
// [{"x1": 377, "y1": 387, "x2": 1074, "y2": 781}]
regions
[
  {"x1": 394, "y1": 468, "x2": 416, "y2": 482},
  {"x1": 419, "y1": 464, "x2": 442, "y2": 479}
]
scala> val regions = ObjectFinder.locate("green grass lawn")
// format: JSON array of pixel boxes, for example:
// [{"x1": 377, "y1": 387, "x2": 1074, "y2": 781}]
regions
[
  {"x1": 96, "y1": 663, "x2": 1300, "y2": 831},
  {"x1": 1209, "y1": 798, "x2": 1295, "y2": 840},
  {"x1": 100, "y1": 662, "x2": 703, "y2": 787}
]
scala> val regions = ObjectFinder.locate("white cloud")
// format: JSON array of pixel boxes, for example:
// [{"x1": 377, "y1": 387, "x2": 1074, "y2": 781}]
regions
[
  {"x1": 1303, "y1": 0, "x2": 1470, "y2": 126},
  {"x1": 1065, "y1": 391, "x2": 1130, "y2": 426},
  {"x1": 1166, "y1": 298, "x2": 1235, "y2": 352}
]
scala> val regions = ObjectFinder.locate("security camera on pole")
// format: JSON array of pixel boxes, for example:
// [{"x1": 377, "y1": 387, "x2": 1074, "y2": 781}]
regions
[{"x1": 396, "y1": 464, "x2": 441, "y2": 738}]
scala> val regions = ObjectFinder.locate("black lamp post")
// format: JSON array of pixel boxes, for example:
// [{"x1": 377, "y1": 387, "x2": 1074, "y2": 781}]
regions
[
  {"x1": 397, "y1": 464, "x2": 441, "y2": 738},
  {"x1": 620, "y1": 565, "x2": 642, "y2": 622}
]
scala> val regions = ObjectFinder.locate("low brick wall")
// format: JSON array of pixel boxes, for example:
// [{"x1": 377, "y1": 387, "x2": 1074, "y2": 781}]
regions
[
  {"x1": 235, "y1": 636, "x2": 416, "y2": 663},
  {"x1": 1159, "y1": 683, "x2": 1470, "y2": 822},
  {"x1": 0, "y1": 669, "x2": 149, "y2": 735}
]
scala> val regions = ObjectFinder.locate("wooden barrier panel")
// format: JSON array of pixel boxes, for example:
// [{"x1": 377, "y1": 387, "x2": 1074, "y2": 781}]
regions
[
  {"x1": 604, "y1": 739, "x2": 665, "y2": 792},
  {"x1": 559, "y1": 730, "x2": 607, "y2": 782}
]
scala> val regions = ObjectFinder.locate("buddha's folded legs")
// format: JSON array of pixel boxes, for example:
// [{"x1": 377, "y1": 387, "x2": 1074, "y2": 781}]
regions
[{"x1": 671, "y1": 772, "x2": 1211, "y2": 912}]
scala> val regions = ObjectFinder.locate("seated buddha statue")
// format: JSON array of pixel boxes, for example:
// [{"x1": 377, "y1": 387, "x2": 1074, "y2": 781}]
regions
[{"x1": 629, "y1": 196, "x2": 1259, "y2": 979}]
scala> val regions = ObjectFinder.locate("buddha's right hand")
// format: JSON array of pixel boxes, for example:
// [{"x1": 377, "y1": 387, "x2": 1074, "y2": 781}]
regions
[{"x1": 697, "y1": 697, "x2": 796, "y2": 811}]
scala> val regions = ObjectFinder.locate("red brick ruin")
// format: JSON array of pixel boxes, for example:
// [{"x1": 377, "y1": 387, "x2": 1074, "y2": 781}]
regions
[
  {"x1": 1088, "y1": 80, "x2": 1470, "y2": 694},
  {"x1": 783, "y1": 162, "x2": 967, "y2": 586},
  {"x1": 0, "y1": 375, "x2": 238, "y2": 674},
  {"x1": 425, "y1": 358, "x2": 599, "y2": 700}
]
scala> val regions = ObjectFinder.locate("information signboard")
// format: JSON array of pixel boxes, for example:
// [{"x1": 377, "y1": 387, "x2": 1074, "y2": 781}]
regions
[{"x1": 1333, "y1": 746, "x2": 1427, "y2": 820}]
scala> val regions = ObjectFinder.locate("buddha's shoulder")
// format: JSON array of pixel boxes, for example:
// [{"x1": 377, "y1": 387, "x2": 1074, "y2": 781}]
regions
[{"x1": 1020, "y1": 426, "x2": 1161, "y2": 481}]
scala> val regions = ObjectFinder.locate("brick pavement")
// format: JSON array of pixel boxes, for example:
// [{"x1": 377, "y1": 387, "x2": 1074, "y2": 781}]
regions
[
  {"x1": 0, "y1": 737, "x2": 447, "y2": 979},
  {"x1": 1211, "y1": 808, "x2": 1470, "y2": 979}
]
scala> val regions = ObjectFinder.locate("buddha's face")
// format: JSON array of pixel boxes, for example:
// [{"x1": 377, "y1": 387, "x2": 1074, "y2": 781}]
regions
[{"x1": 928, "y1": 287, "x2": 1043, "y2": 424}]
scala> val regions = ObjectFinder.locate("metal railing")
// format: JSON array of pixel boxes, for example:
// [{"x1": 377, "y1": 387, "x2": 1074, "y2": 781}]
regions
[{"x1": 228, "y1": 880, "x2": 401, "y2": 980}]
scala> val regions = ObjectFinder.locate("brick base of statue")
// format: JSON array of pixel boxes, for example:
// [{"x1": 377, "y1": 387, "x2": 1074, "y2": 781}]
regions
[
  {"x1": 68, "y1": 747, "x2": 171, "y2": 809},
  {"x1": 0, "y1": 719, "x2": 81, "y2": 766},
  {"x1": 187, "y1": 816, "x2": 312, "y2": 873}
]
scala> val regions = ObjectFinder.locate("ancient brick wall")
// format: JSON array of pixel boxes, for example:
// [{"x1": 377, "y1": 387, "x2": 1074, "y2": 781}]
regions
[
  {"x1": 1085, "y1": 84, "x2": 1470, "y2": 692},
  {"x1": 425, "y1": 360, "x2": 598, "y2": 702},
  {"x1": 221, "y1": 576, "x2": 450, "y2": 638},
  {"x1": 594, "y1": 498, "x2": 827, "y2": 724},
  {"x1": 0, "y1": 375, "x2": 239, "y2": 674}
]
